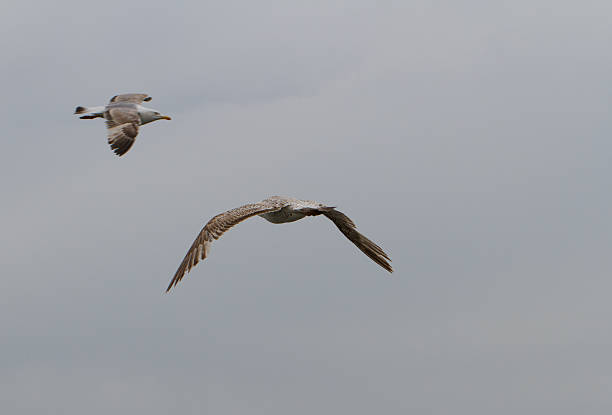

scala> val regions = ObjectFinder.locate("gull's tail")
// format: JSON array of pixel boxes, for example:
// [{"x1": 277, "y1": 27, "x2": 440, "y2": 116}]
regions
[{"x1": 74, "y1": 106, "x2": 105, "y2": 119}]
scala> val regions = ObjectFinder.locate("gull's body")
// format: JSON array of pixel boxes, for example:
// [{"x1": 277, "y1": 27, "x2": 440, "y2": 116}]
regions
[
  {"x1": 167, "y1": 196, "x2": 392, "y2": 292},
  {"x1": 74, "y1": 93, "x2": 171, "y2": 156}
]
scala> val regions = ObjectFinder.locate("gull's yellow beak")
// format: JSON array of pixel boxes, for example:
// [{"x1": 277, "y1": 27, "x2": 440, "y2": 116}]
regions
[{"x1": 160, "y1": 115, "x2": 172, "y2": 120}]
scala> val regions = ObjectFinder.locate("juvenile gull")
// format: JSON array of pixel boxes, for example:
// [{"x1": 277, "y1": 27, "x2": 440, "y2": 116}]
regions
[
  {"x1": 167, "y1": 196, "x2": 392, "y2": 292},
  {"x1": 74, "y1": 93, "x2": 171, "y2": 156}
]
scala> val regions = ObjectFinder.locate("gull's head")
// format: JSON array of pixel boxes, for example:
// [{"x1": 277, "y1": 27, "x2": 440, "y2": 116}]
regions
[
  {"x1": 153, "y1": 111, "x2": 172, "y2": 121},
  {"x1": 140, "y1": 108, "x2": 172, "y2": 124}
]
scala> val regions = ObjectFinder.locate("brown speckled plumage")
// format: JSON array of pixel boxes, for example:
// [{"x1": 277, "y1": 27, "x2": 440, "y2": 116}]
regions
[{"x1": 166, "y1": 196, "x2": 392, "y2": 292}]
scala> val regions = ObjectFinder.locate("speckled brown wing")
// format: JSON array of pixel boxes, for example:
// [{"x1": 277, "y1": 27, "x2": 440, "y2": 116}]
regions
[
  {"x1": 167, "y1": 201, "x2": 286, "y2": 292},
  {"x1": 105, "y1": 106, "x2": 141, "y2": 156},
  {"x1": 322, "y1": 209, "x2": 393, "y2": 273},
  {"x1": 109, "y1": 93, "x2": 151, "y2": 104}
]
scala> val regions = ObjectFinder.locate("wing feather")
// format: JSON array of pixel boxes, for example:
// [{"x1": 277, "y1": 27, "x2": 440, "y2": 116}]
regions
[
  {"x1": 105, "y1": 107, "x2": 140, "y2": 156},
  {"x1": 322, "y1": 209, "x2": 393, "y2": 273},
  {"x1": 109, "y1": 93, "x2": 151, "y2": 104},
  {"x1": 166, "y1": 201, "x2": 286, "y2": 292}
]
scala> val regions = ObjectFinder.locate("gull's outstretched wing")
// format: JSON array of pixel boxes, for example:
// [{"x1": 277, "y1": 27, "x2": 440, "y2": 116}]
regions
[
  {"x1": 105, "y1": 106, "x2": 141, "y2": 156},
  {"x1": 109, "y1": 93, "x2": 151, "y2": 104},
  {"x1": 322, "y1": 209, "x2": 393, "y2": 273},
  {"x1": 167, "y1": 201, "x2": 287, "y2": 292}
]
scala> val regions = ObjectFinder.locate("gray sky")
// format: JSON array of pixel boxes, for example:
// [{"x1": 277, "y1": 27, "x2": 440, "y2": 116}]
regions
[{"x1": 2, "y1": 0, "x2": 612, "y2": 413}]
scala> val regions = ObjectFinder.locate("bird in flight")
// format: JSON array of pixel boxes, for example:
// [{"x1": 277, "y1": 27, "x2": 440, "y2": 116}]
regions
[
  {"x1": 167, "y1": 196, "x2": 392, "y2": 292},
  {"x1": 74, "y1": 93, "x2": 171, "y2": 156}
]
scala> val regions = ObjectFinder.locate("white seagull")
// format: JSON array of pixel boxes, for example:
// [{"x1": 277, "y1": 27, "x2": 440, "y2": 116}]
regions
[
  {"x1": 74, "y1": 93, "x2": 171, "y2": 156},
  {"x1": 167, "y1": 196, "x2": 392, "y2": 292}
]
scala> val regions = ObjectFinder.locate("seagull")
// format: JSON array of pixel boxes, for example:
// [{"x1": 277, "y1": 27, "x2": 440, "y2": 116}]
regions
[
  {"x1": 167, "y1": 196, "x2": 392, "y2": 292},
  {"x1": 74, "y1": 93, "x2": 171, "y2": 156}
]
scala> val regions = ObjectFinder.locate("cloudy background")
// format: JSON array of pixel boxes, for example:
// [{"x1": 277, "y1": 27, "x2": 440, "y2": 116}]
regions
[{"x1": 2, "y1": 0, "x2": 612, "y2": 413}]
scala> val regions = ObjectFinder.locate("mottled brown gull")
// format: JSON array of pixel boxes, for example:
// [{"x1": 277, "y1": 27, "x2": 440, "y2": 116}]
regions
[
  {"x1": 167, "y1": 196, "x2": 392, "y2": 292},
  {"x1": 74, "y1": 93, "x2": 171, "y2": 156}
]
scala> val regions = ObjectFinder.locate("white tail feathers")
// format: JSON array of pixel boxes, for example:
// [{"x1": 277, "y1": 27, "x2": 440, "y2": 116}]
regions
[{"x1": 74, "y1": 105, "x2": 105, "y2": 119}]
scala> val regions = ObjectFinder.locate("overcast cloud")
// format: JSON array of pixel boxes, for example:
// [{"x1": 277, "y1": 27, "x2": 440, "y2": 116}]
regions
[{"x1": 2, "y1": 1, "x2": 612, "y2": 414}]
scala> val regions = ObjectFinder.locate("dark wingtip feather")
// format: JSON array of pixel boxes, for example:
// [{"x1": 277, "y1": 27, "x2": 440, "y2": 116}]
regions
[
  {"x1": 74, "y1": 106, "x2": 87, "y2": 114},
  {"x1": 323, "y1": 209, "x2": 393, "y2": 273}
]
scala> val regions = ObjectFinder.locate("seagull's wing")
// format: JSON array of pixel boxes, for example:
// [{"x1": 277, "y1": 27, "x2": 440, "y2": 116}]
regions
[
  {"x1": 322, "y1": 209, "x2": 393, "y2": 273},
  {"x1": 105, "y1": 106, "x2": 141, "y2": 156},
  {"x1": 167, "y1": 201, "x2": 287, "y2": 292},
  {"x1": 109, "y1": 93, "x2": 151, "y2": 104}
]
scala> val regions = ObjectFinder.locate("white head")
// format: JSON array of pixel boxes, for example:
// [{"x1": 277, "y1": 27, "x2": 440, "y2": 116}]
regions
[{"x1": 139, "y1": 107, "x2": 172, "y2": 125}]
